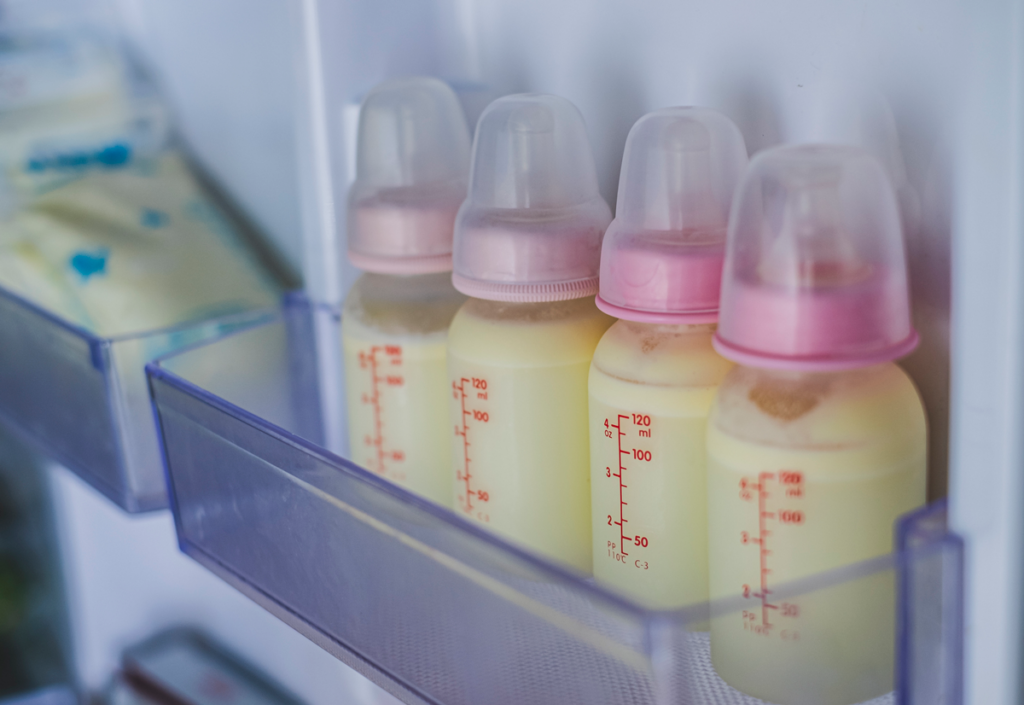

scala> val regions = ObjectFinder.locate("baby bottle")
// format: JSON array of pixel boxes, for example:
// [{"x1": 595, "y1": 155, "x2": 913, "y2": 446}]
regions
[
  {"x1": 447, "y1": 94, "x2": 613, "y2": 571},
  {"x1": 342, "y1": 77, "x2": 470, "y2": 505},
  {"x1": 589, "y1": 108, "x2": 744, "y2": 608},
  {"x1": 706, "y1": 145, "x2": 927, "y2": 704}
]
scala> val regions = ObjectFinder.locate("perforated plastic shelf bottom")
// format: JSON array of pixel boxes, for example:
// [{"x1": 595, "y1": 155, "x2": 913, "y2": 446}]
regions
[{"x1": 677, "y1": 634, "x2": 894, "y2": 705}]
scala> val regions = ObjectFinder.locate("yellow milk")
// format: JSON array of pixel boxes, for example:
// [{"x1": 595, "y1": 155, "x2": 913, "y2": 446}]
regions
[
  {"x1": 588, "y1": 320, "x2": 732, "y2": 608},
  {"x1": 342, "y1": 272, "x2": 465, "y2": 505},
  {"x1": 707, "y1": 362, "x2": 926, "y2": 705},
  {"x1": 447, "y1": 297, "x2": 614, "y2": 572}
]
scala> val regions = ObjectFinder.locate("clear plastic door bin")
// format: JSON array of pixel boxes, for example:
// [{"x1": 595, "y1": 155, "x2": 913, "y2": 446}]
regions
[
  {"x1": 0, "y1": 284, "x2": 274, "y2": 512},
  {"x1": 148, "y1": 299, "x2": 963, "y2": 705}
]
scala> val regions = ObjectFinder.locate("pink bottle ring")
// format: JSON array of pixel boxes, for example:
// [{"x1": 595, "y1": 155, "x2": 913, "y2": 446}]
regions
[
  {"x1": 716, "y1": 144, "x2": 918, "y2": 370},
  {"x1": 596, "y1": 108, "x2": 748, "y2": 323}
]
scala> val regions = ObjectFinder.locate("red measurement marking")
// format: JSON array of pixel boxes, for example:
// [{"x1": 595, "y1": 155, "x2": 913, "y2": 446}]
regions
[
  {"x1": 612, "y1": 415, "x2": 630, "y2": 556},
  {"x1": 358, "y1": 345, "x2": 404, "y2": 475},
  {"x1": 606, "y1": 414, "x2": 654, "y2": 565},
  {"x1": 454, "y1": 377, "x2": 490, "y2": 517},
  {"x1": 740, "y1": 470, "x2": 804, "y2": 629}
]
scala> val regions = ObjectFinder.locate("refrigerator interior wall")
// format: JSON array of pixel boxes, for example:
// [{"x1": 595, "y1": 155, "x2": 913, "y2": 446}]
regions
[
  {"x1": 111, "y1": 0, "x2": 304, "y2": 277},
  {"x1": 45, "y1": 1, "x2": 1019, "y2": 704}
]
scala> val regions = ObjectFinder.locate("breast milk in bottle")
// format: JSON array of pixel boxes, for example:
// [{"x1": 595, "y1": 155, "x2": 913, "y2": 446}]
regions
[
  {"x1": 707, "y1": 146, "x2": 927, "y2": 704},
  {"x1": 589, "y1": 108, "x2": 744, "y2": 608},
  {"x1": 342, "y1": 78, "x2": 470, "y2": 505},
  {"x1": 447, "y1": 94, "x2": 613, "y2": 571}
]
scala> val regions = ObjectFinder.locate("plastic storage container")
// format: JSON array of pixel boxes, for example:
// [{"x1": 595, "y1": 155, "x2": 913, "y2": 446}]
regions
[
  {"x1": 111, "y1": 628, "x2": 306, "y2": 705},
  {"x1": 0, "y1": 283, "x2": 275, "y2": 512},
  {"x1": 0, "y1": 27, "x2": 287, "y2": 512},
  {"x1": 148, "y1": 302, "x2": 963, "y2": 705}
]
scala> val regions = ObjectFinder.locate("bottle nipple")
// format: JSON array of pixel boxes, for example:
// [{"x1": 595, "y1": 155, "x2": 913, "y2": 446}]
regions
[
  {"x1": 651, "y1": 119, "x2": 724, "y2": 234},
  {"x1": 759, "y1": 164, "x2": 871, "y2": 288},
  {"x1": 504, "y1": 102, "x2": 562, "y2": 209}
]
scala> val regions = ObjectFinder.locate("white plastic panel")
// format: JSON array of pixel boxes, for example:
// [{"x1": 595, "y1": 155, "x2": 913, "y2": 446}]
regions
[
  {"x1": 946, "y1": 9, "x2": 1024, "y2": 705},
  {"x1": 112, "y1": 0, "x2": 303, "y2": 276}
]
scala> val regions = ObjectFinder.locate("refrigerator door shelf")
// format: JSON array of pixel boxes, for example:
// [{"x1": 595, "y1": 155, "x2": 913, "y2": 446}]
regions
[
  {"x1": 148, "y1": 299, "x2": 964, "y2": 705},
  {"x1": 0, "y1": 283, "x2": 276, "y2": 512}
]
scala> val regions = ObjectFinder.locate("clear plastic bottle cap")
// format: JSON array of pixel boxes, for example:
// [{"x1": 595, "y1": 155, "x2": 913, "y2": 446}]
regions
[
  {"x1": 596, "y1": 107, "x2": 748, "y2": 323},
  {"x1": 347, "y1": 77, "x2": 471, "y2": 274},
  {"x1": 452, "y1": 94, "x2": 611, "y2": 302},
  {"x1": 714, "y1": 144, "x2": 918, "y2": 370}
]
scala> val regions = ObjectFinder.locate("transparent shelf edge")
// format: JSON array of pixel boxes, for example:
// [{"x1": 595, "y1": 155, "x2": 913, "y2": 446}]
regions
[
  {"x1": 0, "y1": 282, "x2": 278, "y2": 512},
  {"x1": 149, "y1": 299, "x2": 963, "y2": 705}
]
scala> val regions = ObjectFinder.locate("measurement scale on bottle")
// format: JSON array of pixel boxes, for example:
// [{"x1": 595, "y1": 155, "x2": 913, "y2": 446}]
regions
[
  {"x1": 602, "y1": 413, "x2": 652, "y2": 570},
  {"x1": 738, "y1": 470, "x2": 805, "y2": 639},
  {"x1": 453, "y1": 376, "x2": 491, "y2": 521},
  {"x1": 357, "y1": 345, "x2": 406, "y2": 476}
]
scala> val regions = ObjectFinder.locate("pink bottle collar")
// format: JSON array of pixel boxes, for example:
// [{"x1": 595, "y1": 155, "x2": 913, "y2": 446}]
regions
[
  {"x1": 452, "y1": 217, "x2": 607, "y2": 303},
  {"x1": 713, "y1": 329, "x2": 919, "y2": 371},
  {"x1": 715, "y1": 268, "x2": 918, "y2": 370},
  {"x1": 452, "y1": 273, "x2": 597, "y2": 303},
  {"x1": 595, "y1": 295, "x2": 718, "y2": 324},
  {"x1": 348, "y1": 202, "x2": 459, "y2": 275},
  {"x1": 348, "y1": 251, "x2": 453, "y2": 275},
  {"x1": 597, "y1": 229, "x2": 725, "y2": 322}
]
